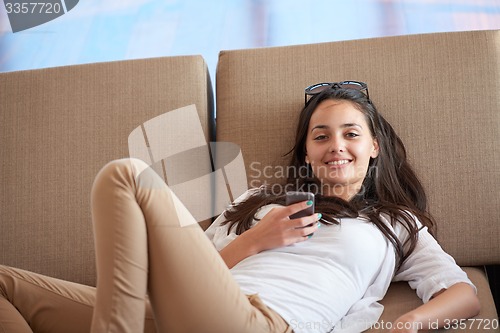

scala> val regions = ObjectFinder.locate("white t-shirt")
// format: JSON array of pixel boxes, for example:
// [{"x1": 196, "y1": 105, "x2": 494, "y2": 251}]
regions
[{"x1": 204, "y1": 190, "x2": 475, "y2": 333}]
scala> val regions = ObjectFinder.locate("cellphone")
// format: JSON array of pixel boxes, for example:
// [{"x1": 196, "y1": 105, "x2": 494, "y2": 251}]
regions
[{"x1": 285, "y1": 191, "x2": 315, "y2": 219}]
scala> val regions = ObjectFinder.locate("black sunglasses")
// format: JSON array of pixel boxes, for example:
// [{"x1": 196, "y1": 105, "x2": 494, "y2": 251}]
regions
[{"x1": 304, "y1": 80, "x2": 369, "y2": 104}]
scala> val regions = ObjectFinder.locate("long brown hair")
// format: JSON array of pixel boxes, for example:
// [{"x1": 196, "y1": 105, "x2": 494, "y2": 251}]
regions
[{"x1": 223, "y1": 88, "x2": 435, "y2": 270}]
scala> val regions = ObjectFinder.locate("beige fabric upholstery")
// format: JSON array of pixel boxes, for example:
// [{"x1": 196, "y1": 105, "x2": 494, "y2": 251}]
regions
[
  {"x1": 216, "y1": 30, "x2": 499, "y2": 330},
  {"x1": 0, "y1": 55, "x2": 214, "y2": 286}
]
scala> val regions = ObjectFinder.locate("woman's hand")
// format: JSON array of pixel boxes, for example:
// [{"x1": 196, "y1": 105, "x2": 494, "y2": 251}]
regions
[
  {"x1": 218, "y1": 201, "x2": 321, "y2": 268},
  {"x1": 389, "y1": 283, "x2": 480, "y2": 333},
  {"x1": 244, "y1": 201, "x2": 321, "y2": 253}
]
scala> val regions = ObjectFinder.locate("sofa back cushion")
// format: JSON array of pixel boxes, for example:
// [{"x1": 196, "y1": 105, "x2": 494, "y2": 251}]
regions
[
  {"x1": 0, "y1": 55, "x2": 214, "y2": 286},
  {"x1": 215, "y1": 30, "x2": 500, "y2": 266}
]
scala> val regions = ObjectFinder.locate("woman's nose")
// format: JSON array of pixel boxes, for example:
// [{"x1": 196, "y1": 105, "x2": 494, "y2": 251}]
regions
[{"x1": 329, "y1": 137, "x2": 345, "y2": 153}]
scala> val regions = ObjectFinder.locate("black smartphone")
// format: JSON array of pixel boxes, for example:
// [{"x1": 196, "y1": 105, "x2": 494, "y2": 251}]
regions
[{"x1": 285, "y1": 191, "x2": 315, "y2": 219}]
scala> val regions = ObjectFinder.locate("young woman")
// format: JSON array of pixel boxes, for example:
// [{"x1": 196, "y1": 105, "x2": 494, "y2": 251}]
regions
[{"x1": 0, "y1": 82, "x2": 480, "y2": 333}]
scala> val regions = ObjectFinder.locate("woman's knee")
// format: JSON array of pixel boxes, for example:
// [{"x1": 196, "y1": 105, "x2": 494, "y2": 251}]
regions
[
  {"x1": 96, "y1": 158, "x2": 146, "y2": 180},
  {"x1": 93, "y1": 158, "x2": 156, "y2": 189}
]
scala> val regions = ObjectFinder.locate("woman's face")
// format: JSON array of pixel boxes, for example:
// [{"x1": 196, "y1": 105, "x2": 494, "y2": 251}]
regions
[{"x1": 305, "y1": 99, "x2": 379, "y2": 200}]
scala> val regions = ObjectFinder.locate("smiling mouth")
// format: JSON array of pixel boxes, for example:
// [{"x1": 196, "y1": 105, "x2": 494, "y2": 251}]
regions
[{"x1": 326, "y1": 159, "x2": 350, "y2": 166}]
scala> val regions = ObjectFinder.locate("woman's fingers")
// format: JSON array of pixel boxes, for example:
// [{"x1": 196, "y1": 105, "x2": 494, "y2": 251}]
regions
[
  {"x1": 282, "y1": 200, "x2": 314, "y2": 218},
  {"x1": 249, "y1": 205, "x2": 322, "y2": 250},
  {"x1": 289, "y1": 213, "x2": 322, "y2": 228}
]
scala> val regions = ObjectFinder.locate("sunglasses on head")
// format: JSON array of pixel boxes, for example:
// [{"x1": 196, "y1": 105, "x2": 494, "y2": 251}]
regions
[{"x1": 304, "y1": 80, "x2": 369, "y2": 104}]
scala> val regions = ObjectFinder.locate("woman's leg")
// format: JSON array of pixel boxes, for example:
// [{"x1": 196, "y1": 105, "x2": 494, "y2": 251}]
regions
[
  {"x1": 90, "y1": 158, "x2": 291, "y2": 333},
  {"x1": 0, "y1": 265, "x2": 156, "y2": 333},
  {"x1": 0, "y1": 265, "x2": 94, "y2": 333}
]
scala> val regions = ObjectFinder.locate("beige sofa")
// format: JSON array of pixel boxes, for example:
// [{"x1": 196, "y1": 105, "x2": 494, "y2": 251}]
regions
[{"x1": 1, "y1": 29, "x2": 499, "y2": 332}]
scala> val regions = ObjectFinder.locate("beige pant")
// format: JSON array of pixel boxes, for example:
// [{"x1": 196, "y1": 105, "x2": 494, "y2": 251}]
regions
[{"x1": 0, "y1": 158, "x2": 292, "y2": 333}]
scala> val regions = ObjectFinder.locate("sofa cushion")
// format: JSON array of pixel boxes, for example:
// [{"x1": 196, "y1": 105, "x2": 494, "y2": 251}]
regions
[
  {"x1": 215, "y1": 29, "x2": 500, "y2": 267},
  {"x1": 0, "y1": 55, "x2": 214, "y2": 286}
]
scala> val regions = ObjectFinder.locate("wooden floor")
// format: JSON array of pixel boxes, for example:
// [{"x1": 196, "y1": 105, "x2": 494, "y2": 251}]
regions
[{"x1": 1, "y1": 0, "x2": 500, "y2": 78}]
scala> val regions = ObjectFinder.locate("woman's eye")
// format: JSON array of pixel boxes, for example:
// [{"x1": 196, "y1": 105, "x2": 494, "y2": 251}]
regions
[
  {"x1": 346, "y1": 132, "x2": 359, "y2": 138},
  {"x1": 314, "y1": 135, "x2": 327, "y2": 141}
]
